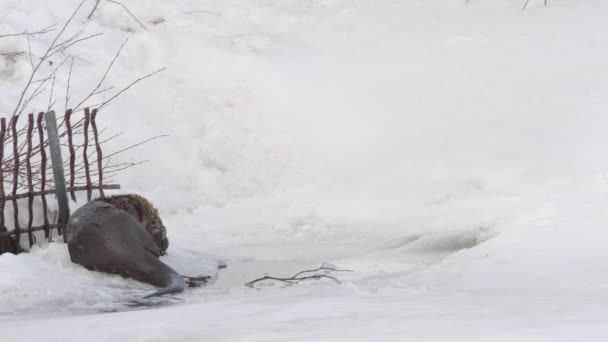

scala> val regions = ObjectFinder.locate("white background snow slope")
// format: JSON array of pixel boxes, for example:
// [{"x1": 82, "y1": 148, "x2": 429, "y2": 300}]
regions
[{"x1": 2, "y1": 0, "x2": 608, "y2": 340}]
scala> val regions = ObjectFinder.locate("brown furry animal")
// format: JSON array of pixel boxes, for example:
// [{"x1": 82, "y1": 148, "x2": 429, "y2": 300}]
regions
[
  {"x1": 67, "y1": 200, "x2": 184, "y2": 298},
  {"x1": 94, "y1": 194, "x2": 169, "y2": 255}
]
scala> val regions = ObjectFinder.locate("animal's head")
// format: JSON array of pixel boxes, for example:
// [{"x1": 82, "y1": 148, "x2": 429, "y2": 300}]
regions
[{"x1": 94, "y1": 194, "x2": 169, "y2": 255}]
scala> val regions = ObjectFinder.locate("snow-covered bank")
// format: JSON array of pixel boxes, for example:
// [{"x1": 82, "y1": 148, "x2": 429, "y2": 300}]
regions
[
  {"x1": 2, "y1": 0, "x2": 608, "y2": 340},
  {"x1": 0, "y1": 242, "x2": 221, "y2": 316}
]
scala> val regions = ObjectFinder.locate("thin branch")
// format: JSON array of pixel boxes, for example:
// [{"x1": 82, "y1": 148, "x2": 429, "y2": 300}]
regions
[
  {"x1": 522, "y1": 0, "x2": 549, "y2": 10},
  {"x1": 50, "y1": 29, "x2": 85, "y2": 54},
  {"x1": 47, "y1": 74, "x2": 56, "y2": 112},
  {"x1": 11, "y1": 0, "x2": 86, "y2": 117},
  {"x1": 65, "y1": 56, "x2": 74, "y2": 112},
  {"x1": 0, "y1": 24, "x2": 56, "y2": 39},
  {"x1": 107, "y1": 0, "x2": 148, "y2": 30},
  {"x1": 92, "y1": 86, "x2": 115, "y2": 96},
  {"x1": 25, "y1": 34, "x2": 34, "y2": 69},
  {"x1": 50, "y1": 32, "x2": 104, "y2": 58},
  {"x1": 246, "y1": 275, "x2": 339, "y2": 287},
  {"x1": 18, "y1": 55, "x2": 70, "y2": 116},
  {"x1": 103, "y1": 135, "x2": 168, "y2": 159},
  {"x1": 245, "y1": 263, "x2": 353, "y2": 288},
  {"x1": 292, "y1": 263, "x2": 353, "y2": 279},
  {"x1": 97, "y1": 67, "x2": 165, "y2": 110},
  {"x1": 87, "y1": 0, "x2": 102, "y2": 20},
  {"x1": 150, "y1": 17, "x2": 165, "y2": 25},
  {"x1": 99, "y1": 131, "x2": 123, "y2": 144},
  {"x1": 73, "y1": 38, "x2": 128, "y2": 112}
]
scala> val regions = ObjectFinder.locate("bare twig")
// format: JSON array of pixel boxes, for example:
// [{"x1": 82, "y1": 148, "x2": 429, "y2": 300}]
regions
[
  {"x1": 292, "y1": 264, "x2": 352, "y2": 279},
  {"x1": 522, "y1": 0, "x2": 548, "y2": 10},
  {"x1": 11, "y1": 0, "x2": 87, "y2": 117},
  {"x1": 107, "y1": 0, "x2": 148, "y2": 30},
  {"x1": 65, "y1": 57, "x2": 74, "y2": 112},
  {"x1": 25, "y1": 34, "x2": 34, "y2": 69},
  {"x1": 47, "y1": 74, "x2": 56, "y2": 112},
  {"x1": 87, "y1": 0, "x2": 102, "y2": 20},
  {"x1": 49, "y1": 29, "x2": 85, "y2": 55},
  {"x1": 49, "y1": 32, "x2": 104, "y2": 57},
  {"x1": 97, "y1": 67, "x2": 165, "y2": 110},
  {"x1": 245, "y1": 263, "x2": 353, "y2": 288},
  {"x1": 103, "y1": 135, "x2": 168, "y2": 159},
  {"x1": 150, "y1": 17, "x2": 165, "y2": 25},
  {"x1": 74, "y1": 38, "x2": 128, "y2": 112},
  {"x1": 92, "y1": 86, "x2": 115, "y2": 96},
  {"x1": 0, "y1": 24, "x2": 56, "y2": 39},
  {"x1": 18, "y1": 55, "x2": 70, "y2": 116}
]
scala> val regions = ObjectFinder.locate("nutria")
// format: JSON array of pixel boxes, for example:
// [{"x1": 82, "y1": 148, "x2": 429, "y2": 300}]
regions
[{"x1": 66, "y1": 200, "x2": 185, "y2": 298}]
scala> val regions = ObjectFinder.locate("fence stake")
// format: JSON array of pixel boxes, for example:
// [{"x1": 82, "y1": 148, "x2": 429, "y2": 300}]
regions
[
  {"x1": 90, "y1": 109, "x2": 105, "y2": 197},
  {"x1": 26, "y1": 114, "x2": 34, "y2": 247},
  {"x1": 65, "y1": 109, "x2": 77, "y2": 202},
  {"x1": 83, "y1": 108, "x2": 92, "y2": 201},
  {"x1": 11, "y1": 115, "x2": 20, "y2": 244},
  {"x1": 45, "y1": 111, "x2": 70, "y2": 242},
  {"x1": 37, "y1": 112, "x2": 50, "y2": 238},
  {"x1": 0, "y1": 118, "x2": 5, "y2": 233}
]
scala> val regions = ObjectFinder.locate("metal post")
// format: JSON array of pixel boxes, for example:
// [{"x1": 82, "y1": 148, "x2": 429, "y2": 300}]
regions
[{"x1": 45, "y1": 111, "x2": 70, "y2": 242}]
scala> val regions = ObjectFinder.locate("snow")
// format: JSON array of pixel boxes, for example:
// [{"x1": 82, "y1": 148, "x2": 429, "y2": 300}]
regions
[
  {"x1": 0, "y1": 242, "x2": 221, "y2": 316},
  {"x1": 2, "y1": 0, "x2": 608, "y2": 340}
]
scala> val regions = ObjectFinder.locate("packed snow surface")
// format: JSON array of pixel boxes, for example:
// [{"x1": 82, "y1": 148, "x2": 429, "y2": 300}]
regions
[{"x1": 2, "y1": 0, "x2": 608, "y2": 340}]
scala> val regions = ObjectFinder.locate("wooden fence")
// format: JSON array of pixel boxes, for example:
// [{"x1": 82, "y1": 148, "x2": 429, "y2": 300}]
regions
[{"x1": 0, "y1": 108, "x2": 119, "y2": 254}]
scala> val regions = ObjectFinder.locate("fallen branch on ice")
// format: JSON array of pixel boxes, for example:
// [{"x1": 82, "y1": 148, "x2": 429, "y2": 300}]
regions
[{"x1": 245, "y1": 263, "x2": 353, "y2": 288}]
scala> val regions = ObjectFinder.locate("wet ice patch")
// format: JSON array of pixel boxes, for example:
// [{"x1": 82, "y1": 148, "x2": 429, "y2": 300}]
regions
[{"x1": 161, "y1": 247, "x2": 224, "y2": 279}]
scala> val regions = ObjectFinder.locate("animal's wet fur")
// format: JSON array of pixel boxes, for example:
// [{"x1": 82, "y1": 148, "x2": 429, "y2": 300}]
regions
[
  {"x1": 94, "y1": 194, "x2": 169, "y2": 255},
  {"x1": 67, "y1": 200, "x2": 185, "y2": 298}
]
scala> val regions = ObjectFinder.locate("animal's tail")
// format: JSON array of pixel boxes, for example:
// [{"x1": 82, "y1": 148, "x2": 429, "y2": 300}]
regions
[{"x1": 143, "y1": 261, "x2": 186, "y2": 299}]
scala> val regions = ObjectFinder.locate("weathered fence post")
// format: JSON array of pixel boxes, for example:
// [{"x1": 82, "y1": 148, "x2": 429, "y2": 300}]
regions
[{"x1": 45, "y1": 111, "x2": 70, "y2": 242}]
